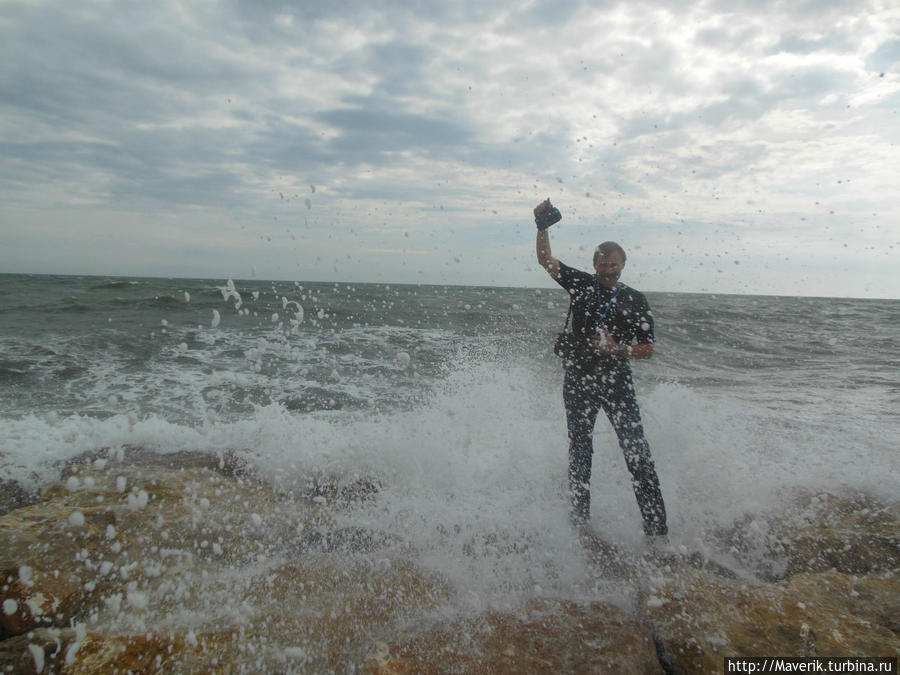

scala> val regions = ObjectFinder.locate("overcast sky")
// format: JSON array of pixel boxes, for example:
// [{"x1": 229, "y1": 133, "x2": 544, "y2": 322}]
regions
[{"x1": 1, "y1": 0, "x2": 898, "y2": 297}]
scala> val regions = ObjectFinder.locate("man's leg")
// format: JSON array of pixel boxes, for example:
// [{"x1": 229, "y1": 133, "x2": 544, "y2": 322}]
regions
[
  {"x1": 601, "y1": 376, "x2": 668, "y2": 537},
  {"x1": 563, "y1": 370, "x2": 600, "y2": 527}
]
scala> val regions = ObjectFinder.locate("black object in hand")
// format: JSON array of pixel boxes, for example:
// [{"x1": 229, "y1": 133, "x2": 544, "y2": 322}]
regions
[{"x1": 535, "y1": 206, "x2": 562, "y2": 230}]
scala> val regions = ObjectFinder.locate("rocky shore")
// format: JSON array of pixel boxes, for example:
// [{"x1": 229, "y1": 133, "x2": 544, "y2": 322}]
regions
[{"x1": 1, "y1": 449, "x2": 897, "y2": 673}]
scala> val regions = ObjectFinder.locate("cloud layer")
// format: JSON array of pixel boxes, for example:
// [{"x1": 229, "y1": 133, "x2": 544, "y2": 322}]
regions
[{"x1": 1, "y1": 0, "x2": 898, "y2": 296}]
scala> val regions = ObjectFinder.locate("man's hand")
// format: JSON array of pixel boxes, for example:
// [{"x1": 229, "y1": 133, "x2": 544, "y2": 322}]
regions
[
  {"x1": 534, "y1": 199, "x2": 561, "y2": 230},
  {"x1": 593, "y1": 328, "x2": 624, "y2": 356},
  {"x1": 593, "y1": 329, "x2": 654, "y2": 359},
  {"x1": 534, "y1": 199, "x2": 553, "y2": 218}
]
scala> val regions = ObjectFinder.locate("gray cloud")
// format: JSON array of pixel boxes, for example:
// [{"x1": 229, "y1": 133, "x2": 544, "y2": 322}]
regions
[
  {"x1": 365, "y1": 42, "x2": 433, "y2": 97},
  {"x1": 317, "y1": 101, "x2": 475, "y2": 158},
  {"x1": 0, "y1": 0, "x2": 896, "y2": 296}
]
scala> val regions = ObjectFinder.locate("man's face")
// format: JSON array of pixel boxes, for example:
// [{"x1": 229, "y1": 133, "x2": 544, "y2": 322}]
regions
[{"x1": 594, "y1": 251, "x2": 625, "y2": 289}]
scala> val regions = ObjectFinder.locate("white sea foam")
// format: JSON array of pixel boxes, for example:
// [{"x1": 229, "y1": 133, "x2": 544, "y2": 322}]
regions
[{"x1": 1, "y1": 353, "x2": 895, "y2": 606}]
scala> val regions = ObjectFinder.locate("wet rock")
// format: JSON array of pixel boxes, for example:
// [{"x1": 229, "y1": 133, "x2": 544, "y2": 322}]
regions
[
  {"x1": 299, "y1": 473, "x2": 383, "y2": 506},
  {"x1": 363, "y1": 598, "x2": 663, "y2": 674},
  {"x1": 643, "y1": 567, "x2": 900, "y2": 673},
  {"x1": 213, "y1": 449, "x2": 255, "y2": 478},
  {"x1": 717, "y1": 490, "x2": 900, "y2": 581},
  {"x1": 787, "y1": 571, "x2": 900, "y2": 636},
  {"x1": 771, "y1": 492, "x2": 900, "y2": 577},
  {"x1": 2, "y1": 462, "x2": 899, "y2": 673},
  {"x1": 0, "y1": 458, "x2": 302, "y2": 638},
  {"x1": 0, "y1": 480, "x2": 35, "y2": 518},
  {"x1": 237, "y1": 556, "x2": 452, "y2": 671},
  {"x1": 290, "y1": 525, "x2": 399, "y2": 554},
  {"x1": 0, "y1": 454, "x2": 452, "y2": 672},
  {"x1": 1, "y1": 629, "x2": 235, "y2": 674},
  {"x1": 0, "y1": 627, "x2": 77, "y2": 674},
  {"x1": 58, "y1": 632, "x2": 232, "y2": 674},
  {"x1": 27, "y1": 555, "x2": 451, "y2": 672},
  {"x1": 0, "y1": 567, "x2": 81, "y2": 638}
]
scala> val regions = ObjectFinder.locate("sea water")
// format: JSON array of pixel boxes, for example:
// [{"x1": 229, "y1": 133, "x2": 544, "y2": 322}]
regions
[{"x1": 0, "y1": 273, "x2": 898, "y2": 608}]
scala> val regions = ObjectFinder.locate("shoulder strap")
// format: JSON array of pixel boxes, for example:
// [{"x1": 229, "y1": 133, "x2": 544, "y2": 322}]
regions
[{"x1": 562, "y1": 298, "x2": 573, "y2": 333}]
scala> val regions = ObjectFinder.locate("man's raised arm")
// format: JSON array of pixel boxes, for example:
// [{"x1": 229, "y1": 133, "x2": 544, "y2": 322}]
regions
[{"x1": 534, "y1": 199, "x2": 561, "y2": 280}]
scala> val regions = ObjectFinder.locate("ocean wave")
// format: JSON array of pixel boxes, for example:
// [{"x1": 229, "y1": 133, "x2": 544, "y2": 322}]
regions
[{"x1": 89, "y1": 279, "x2": 146, "y2": 290}]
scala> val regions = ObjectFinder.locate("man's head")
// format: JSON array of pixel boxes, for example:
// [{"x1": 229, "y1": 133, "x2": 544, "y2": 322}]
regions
[{"x1": 593, "y1": 241, "x2": 626, "y2": 289}]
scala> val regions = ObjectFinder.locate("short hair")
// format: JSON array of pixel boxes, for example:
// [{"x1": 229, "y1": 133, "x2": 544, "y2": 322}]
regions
[{"x1": 593, "y1": 241, "x2": 627, "y2": 265}]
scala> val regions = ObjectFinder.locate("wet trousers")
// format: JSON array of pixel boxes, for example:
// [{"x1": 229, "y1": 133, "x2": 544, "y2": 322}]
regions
[{"x1": 563, "y1": 365, "x2": 668, "y2": 536}]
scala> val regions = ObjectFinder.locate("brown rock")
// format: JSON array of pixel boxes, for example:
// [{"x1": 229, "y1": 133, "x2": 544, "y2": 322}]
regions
[
  {"x1": 0, "y1": 456, "x2": 309, "y2": 636},
  {"x1": 3, "y1": 460, "x2": 898, "y2": 674},
  {"x1": 719, "y1": 491, "x2": 900, "y2": 580},
  {"x1": 773, "y1": 492, "x2": 900, "y2": 577},
  {"x1": 787, "y1": 571, "x2": 900, "y2": 636},
  {"x1": 0, "y1": 479, "x2": 35, "y2": 517},
  {"x1": 61, "y1": 632, "x2": 219, "y2": 674},
  {"x1": 38, "y1": 553, "x2": 450, "y2": 672},
  {"x1": 363, "y1": 598, "x2": 663, "y2": 674},
  {"x1": 1, "y1": 567, "x2": 81, "y2": 638},
  {"x1": 0, "y1": 628, "x2": 77, "y2": 674},
  {"x1": 643, "y1": 566, "x2": 900, "y2": 674}
]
